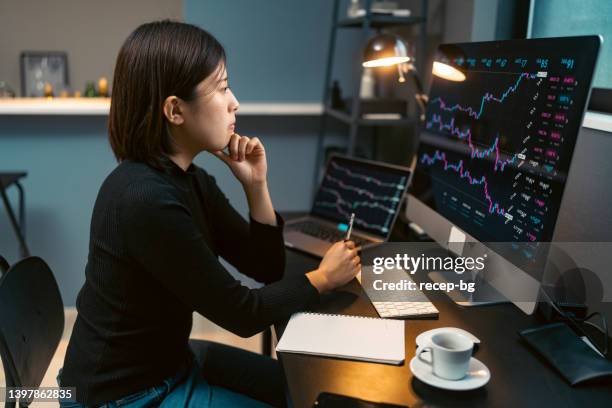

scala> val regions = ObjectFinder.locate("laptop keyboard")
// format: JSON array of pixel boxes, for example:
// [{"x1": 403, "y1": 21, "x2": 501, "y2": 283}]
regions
[{"x1": 288, "y1": 220, "x2": 370, "y2": 247}]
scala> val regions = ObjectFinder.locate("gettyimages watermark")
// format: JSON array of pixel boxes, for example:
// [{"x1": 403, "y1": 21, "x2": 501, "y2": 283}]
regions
[
  {"x1": 369, "y1": 251, "x2": 483, "y2": 294},
  {"x1": 361, "y1": 242, "x2": 612, "y2": 303}
]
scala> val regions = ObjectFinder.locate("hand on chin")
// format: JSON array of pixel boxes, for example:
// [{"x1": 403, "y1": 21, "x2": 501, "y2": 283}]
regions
[{"x1": 211, "y1": 132, "x2": 267, "y2": 187}]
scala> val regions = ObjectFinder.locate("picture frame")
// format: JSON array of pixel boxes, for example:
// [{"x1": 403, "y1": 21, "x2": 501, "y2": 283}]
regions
[{"x1": 19, "y1": 51, "x2": 69, "y2": 97}]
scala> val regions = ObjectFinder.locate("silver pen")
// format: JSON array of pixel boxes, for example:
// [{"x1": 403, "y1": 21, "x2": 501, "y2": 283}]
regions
[{"x1": 344, "y1": 213, "x2": 355, "y2": 241}]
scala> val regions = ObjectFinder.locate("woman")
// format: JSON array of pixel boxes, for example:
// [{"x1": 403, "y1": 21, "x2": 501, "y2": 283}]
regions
[{"x1": 58, "y1": 20, "x2": 360, "y2": 407}]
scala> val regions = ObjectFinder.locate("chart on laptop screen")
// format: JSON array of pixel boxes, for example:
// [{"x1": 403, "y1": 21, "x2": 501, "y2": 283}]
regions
[
  {"x1": 311, "y1": 158, "x2": 410, "y2": 237},
  {"x1": 413, "y1": 37, "x2": 600, "y2": 261}
]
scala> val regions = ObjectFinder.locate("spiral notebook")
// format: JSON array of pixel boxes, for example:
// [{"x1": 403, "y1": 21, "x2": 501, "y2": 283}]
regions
[{"x1": 276, "y1": 312, "x2": 405, "y2": 365}]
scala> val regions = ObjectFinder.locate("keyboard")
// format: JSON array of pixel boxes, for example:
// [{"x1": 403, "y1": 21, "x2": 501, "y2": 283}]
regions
[
  {"x1": 360, "y1": 267, "x2": 439, "y2": 319},
  {"x1": 288, "y1": 220, "x2": 370, "y2": 247}
]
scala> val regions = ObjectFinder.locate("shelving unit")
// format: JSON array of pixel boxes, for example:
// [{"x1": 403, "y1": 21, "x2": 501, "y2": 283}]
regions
[
  {"x1": 314, "y1": 0, "x2": 429, "y2": 187},
  {"x1": 325, "y1": 106, "x2": 417, "y2": 126},
  {"x1": 335, "y1": 15, "x2": 426, "y2": 28}
]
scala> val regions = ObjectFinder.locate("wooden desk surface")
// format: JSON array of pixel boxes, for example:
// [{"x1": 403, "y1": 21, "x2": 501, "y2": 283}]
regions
[{"x1": 276, "y1": 232, "x2": 612, "y2": 408}]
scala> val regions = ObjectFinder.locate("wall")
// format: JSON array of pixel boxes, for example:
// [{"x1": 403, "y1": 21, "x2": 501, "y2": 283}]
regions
[
  {"x1": 530, "y1": 0, "x2": 612, "y2": 90},
  {"x1": 0, "y1": 0, "x2": 183, "y2": 95},
  {"x1": 441, "y1": 0, "x2": 522, "y2": 44},
  {"x1": 0, "y1": 0, "x2": 335, "y2": 305},
  {"x1": 442, "y1": 0, "x2": 475, "y2": 43},
  {"x1": 0, "y1": 116, "x2": 319, "y2": 304},
  {"x1": 185, "y1": 0, "x2": 337, "y2": 102}
]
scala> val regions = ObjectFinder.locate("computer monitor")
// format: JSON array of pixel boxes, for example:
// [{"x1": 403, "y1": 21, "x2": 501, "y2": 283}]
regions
[{"x1": 407, "y1": 36, "x2": 601, "y2": 314}]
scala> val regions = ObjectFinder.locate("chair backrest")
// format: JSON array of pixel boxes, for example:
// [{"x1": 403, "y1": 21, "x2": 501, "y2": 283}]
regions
[
  {"x1": 0, "y1": 255, "x2": 9, "y2": 276},
  {"x1": 0, "y1": 257, "x2": 64, "y2": 390}
]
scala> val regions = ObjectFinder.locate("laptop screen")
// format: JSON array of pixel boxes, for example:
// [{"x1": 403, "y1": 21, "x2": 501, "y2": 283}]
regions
[{"x1": 311, "y1": 156, "x2": 412, "y2": 238}]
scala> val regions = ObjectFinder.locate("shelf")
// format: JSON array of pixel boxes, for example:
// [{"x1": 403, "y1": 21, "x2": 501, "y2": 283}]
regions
[
  {"x1": 583, "y1": 111, "x2": 612, "y2": 133},
  {"x1": 0, "y1": 98, "x2": 324, "y2": 116},
  {"x1": 336, "y1": 15, "x2": 425, "y2": 28},
  {"x1": 325, "y1": 107, "x2": 417, "y2": 126},
  {"x1": 325, "y1": 107, "x2": 352, "y2": 123},
  {"x1": 0, "y1": 98, "x2": 111, "y2": 115},
  {"x1": 237, "y1": 103, "x2": 323, "y2": 115}
]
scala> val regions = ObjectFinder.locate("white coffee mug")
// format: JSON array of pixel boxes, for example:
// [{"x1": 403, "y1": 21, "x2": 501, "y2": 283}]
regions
[{"x1": 416, "y1": 331, "x2": 474, "y2": 380}]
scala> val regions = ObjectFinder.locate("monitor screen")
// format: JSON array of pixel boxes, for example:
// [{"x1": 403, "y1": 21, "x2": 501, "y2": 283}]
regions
[
  {"x1": 312, "y1": 156, "x2": 411, "y2": 238},
  {"x1": 410, "y1": 36, "x2": 600, "y2": 267}
]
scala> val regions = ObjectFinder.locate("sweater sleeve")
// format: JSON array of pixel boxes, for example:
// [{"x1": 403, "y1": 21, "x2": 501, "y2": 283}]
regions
[
  {"x1": 119, "y1": 179, "x2": 319, "y2": 338},
  {"x1": 203, "y1": 173, "x2": 286, "y2": 284}
]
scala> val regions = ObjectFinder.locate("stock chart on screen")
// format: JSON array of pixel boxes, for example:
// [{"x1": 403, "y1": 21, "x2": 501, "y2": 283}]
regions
[
  {"x1": 312, "y1": 158, "x2": 410, "y2": 237},
  {"x1": 412, "y1": 37, "x2": 600, "y2": 262}
]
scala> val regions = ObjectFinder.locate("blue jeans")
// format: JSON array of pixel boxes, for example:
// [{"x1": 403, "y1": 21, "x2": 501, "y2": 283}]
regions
[{"x1": 58, "y1": 341, "x2": 286, "y2": 407}]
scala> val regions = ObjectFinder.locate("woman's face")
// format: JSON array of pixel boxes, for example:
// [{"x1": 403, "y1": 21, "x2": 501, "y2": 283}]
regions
[{"x1": 180, "y1": 65, "x2": 239, "y2": 153}]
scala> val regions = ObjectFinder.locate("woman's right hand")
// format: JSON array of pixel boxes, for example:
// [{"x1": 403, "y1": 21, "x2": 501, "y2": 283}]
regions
[{"x1": 306, "y1": 241, "x2": 361, "y2": 293}]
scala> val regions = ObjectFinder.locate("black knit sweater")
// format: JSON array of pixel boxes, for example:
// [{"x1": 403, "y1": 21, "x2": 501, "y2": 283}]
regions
[{"x1": 60, "y1": 160, "x2": 319, "y2": 405}]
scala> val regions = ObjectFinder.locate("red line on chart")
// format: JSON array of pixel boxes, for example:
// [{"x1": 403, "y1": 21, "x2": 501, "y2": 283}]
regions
[
  {"x1": 426, "y1": 113, "x2": 517, "y2": 171},
  {"x1": 420, "y1": 150, "x2": 506, "y2": 216}
]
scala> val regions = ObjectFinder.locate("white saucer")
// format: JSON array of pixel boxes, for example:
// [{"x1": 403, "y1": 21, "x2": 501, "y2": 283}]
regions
[
  {"x1": 409, "y1": 355, "x2": 490, "y2": 391},
  {"x1": 415, "y1": 327, "x2": 480, "y2": 347}
]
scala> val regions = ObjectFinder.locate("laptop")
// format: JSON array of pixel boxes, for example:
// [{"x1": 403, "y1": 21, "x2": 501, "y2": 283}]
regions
[{"x1": 284, "y1": 155, "x2": 412, "y2": 257}]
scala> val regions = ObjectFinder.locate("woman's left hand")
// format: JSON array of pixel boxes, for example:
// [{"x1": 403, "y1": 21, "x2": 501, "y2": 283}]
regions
[{"x1": 212, "y1": 133, "x2": 267, "y2": 187}]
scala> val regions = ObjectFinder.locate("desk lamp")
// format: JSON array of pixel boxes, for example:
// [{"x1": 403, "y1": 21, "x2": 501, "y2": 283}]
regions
[{"x1": 362, "y1": 34, "x2": 465, "y2": 121}]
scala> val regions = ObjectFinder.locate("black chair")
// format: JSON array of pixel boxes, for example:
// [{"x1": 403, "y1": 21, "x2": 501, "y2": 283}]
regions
[
  {"x1": 0, "y1": 255, "x2": 9, "y2": 276},
  {"x1": 0, "y1": 257, "x2": 64, "y2": 407}
]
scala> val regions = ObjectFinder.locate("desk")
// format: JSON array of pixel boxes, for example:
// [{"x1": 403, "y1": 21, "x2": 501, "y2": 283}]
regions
[
  {"x1": 276, "y1": 216, "x2": 612, "y2": 408},
  {"x1": 0, "y1": 172, "x2": 29, "y2": 258}
]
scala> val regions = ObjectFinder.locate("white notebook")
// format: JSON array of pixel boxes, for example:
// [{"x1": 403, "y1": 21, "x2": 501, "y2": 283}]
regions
[{"x1": 276, "y1": 312, "x2": 405, "y2": 365}]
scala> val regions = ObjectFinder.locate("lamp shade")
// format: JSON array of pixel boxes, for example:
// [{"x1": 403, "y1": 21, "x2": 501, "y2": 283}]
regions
[
  {"x1": 362, "y1": 34, "x2": 413, "y2": 68},
  {"x1": 432, "y1": 61, "x2": 466, "y2": 82}
]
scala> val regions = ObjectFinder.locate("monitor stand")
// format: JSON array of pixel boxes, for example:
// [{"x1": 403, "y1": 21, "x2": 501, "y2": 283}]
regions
[
  {"x1": 428, "y1": 226, "x2": 509, "y2": 307},
  {"x1": 428, "y1": 269, "x2": 508, "y2": 307}
]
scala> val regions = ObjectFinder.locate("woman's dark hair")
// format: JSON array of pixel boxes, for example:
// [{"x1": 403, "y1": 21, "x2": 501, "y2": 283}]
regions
[{"x1": 109, "y1": 20, "x2": 226, "y2": 170}]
